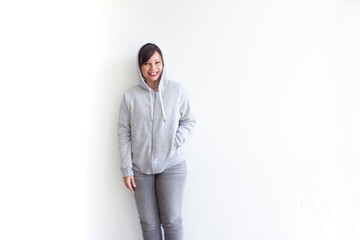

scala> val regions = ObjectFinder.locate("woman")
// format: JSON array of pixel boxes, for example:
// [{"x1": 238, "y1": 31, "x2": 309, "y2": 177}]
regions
[{"x1": 118, "y1": 43, "x2": 196, "y2": 240}]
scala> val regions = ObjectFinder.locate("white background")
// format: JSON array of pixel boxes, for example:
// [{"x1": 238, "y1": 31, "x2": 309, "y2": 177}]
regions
[{"x1": 0, "y1": 1, "x2": 359, "y2": 239}]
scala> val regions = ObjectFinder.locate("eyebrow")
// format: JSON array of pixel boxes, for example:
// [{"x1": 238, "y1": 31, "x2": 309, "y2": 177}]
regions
[{"x1": 146, "y1": 58, "x2": 161, "y2": 63}]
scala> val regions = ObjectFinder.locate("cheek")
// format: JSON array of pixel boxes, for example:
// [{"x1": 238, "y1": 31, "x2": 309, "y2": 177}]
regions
[{"x1": 140, "y1": 66, "x2": 147, "y2": 76}]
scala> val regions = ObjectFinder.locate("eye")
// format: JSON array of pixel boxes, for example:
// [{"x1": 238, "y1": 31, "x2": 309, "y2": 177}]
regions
[
  {"x1": 155, "y1": 61, "x2": 161, "y2": 64},
  {"x1": 144, "y1": 62, "x2": 149, "y2": 65}
]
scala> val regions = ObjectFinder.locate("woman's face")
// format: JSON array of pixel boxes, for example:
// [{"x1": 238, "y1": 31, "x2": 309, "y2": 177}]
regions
[{"x1": 140, "y1": 51, "x2": 163, "y2": 82}]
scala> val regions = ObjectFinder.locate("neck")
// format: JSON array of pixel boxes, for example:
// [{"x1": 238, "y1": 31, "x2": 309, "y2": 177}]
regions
[{"x1": 146, "y1": 80, "x2": 160, "y2": 91}]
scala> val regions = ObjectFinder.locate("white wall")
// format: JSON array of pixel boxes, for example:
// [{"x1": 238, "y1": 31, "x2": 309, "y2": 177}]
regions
[{"x1": 1, "y1": 1, "x2": 359, "y2": 240}]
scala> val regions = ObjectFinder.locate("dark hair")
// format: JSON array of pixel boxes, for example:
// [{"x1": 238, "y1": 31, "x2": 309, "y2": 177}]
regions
[{"x1": 138, "y1": 43, "x2": 164, "y2": 67}]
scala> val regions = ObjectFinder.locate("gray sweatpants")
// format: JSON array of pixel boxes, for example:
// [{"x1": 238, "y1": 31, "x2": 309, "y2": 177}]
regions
[{"x1": 134, "y1": 161, "x2": 187, "y2": 240}]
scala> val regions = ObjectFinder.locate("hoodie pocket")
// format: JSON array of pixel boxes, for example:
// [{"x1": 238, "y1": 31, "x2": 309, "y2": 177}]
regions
[{"x1": 174, "y1": 134, "x2": 182, "y2": 151}]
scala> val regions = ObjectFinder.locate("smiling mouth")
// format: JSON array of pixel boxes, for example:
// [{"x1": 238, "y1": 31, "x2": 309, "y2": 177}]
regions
[{"x1": 148, "y1": 72, "x2": 158, "y2": 77}]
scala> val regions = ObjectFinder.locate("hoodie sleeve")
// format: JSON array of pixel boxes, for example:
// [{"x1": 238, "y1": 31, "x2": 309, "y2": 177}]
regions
[
  {"x1": 117, "y1": 94, "x2": 134, "y2": 177},
  {"x1": 175, "y1": 87, "x2": 196, "y2": 149}
]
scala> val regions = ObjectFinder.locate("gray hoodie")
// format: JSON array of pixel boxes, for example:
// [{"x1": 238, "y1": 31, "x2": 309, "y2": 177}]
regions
[{"x1": 117, "y1": 65, "x2": 196, "y2": 177}]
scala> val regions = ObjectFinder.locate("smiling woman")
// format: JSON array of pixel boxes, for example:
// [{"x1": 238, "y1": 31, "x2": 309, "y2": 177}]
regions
[{"x1": 118, "y1": 43, "x2": 196, "y2": 240}]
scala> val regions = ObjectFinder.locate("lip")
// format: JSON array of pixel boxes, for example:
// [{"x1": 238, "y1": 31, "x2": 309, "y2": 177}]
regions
[{"x1": 148, "y1": 72, "x2": 158, "y2": 77}]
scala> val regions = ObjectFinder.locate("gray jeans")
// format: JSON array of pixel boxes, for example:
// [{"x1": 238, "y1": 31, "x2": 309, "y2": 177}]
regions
[{"x1": 134, "y1": 161, "x2": 187, "y2": 240}]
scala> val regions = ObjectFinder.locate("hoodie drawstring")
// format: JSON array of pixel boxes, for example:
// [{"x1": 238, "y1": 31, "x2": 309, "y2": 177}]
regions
[
  {"x1": 149, "y1": 88, "x2": 166, "y2": 122},
  {"x1": 159, "y1": 89, "x2": 166, "y2": 121},
  {"x1": 149, "y1": 89, "x2": 153, "y2": 120}
]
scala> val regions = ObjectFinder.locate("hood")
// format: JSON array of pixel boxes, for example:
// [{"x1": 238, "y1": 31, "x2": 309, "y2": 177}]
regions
[{"x1": 137, "y1": 65, "x2": 168, "y2": 121}]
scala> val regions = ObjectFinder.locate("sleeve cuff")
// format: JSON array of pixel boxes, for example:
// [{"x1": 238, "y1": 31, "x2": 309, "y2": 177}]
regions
[{"x1": 121, "y1": 167, "x2": 134, "y2": 177}]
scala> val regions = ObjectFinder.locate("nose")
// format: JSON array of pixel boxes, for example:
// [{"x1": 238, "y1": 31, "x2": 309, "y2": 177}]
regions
[{"x1": 150, "y1": 63, "x2": 156, "y2": 71}]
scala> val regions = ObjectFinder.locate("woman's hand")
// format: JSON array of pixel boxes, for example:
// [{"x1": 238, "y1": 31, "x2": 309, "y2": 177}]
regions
[{"x1": 123, "y1": 176, "x2": 136, "y2": 194}]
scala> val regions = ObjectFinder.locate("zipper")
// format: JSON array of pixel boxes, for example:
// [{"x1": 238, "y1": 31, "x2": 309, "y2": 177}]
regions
[{"x1": 150, "y1": 91, "x2": 157, "y2": 172}]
